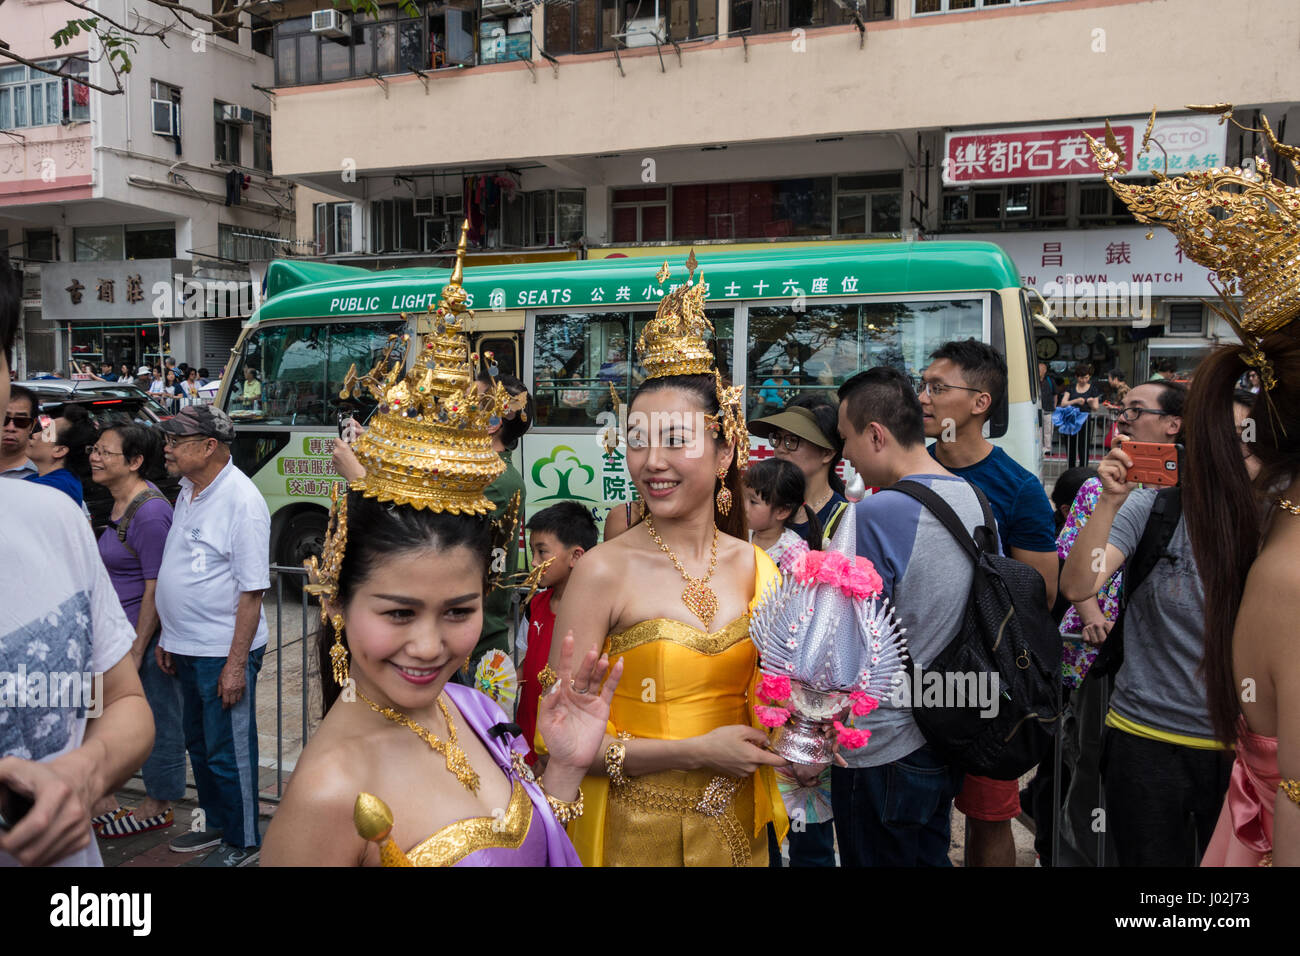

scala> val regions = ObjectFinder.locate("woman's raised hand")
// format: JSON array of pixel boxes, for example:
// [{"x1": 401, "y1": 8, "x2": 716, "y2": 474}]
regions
[{"x1": 537, "y1": 632, "x2": 624, "y2": 773}]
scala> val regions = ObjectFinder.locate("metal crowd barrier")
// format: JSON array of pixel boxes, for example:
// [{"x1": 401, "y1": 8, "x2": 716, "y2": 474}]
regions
[{"x1": 265, "y1": 565, "x2": 315, "y2": 803}]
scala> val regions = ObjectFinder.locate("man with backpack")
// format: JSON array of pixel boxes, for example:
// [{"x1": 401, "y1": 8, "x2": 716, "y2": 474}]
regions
[
  {"x1": 830, "y1": 367, "x2": 983, "y2": 866},
  {"x1": 921, "y1": 340, "x2": 1059, "y2": 866},
  {"x1": 1059, "y1": 381, "x2": 1247, "y2": 866}
]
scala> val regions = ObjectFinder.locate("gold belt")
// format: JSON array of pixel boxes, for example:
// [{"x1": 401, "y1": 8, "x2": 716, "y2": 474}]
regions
[{"x1": 609, "y1": 774, "x2": 749, "y2": 867}]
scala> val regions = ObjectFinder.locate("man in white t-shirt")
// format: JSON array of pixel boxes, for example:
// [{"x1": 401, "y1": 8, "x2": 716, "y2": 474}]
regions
[
  {"x1": 154, "y1": 404, "x2": 269, "y2": 867},
  {"x1": 0, "y1": 256, "x2": 154, "y2": 867}
]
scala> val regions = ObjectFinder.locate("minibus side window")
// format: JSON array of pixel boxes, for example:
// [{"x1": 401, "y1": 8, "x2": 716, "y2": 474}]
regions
[{"x1": 746, "y1": 299, "x2": 984, "y2": 418}]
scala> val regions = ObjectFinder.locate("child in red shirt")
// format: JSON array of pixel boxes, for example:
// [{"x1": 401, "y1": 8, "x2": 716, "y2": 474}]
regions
[{"x1": 518, "y1": 501, "x2": 598, "y2": 764}]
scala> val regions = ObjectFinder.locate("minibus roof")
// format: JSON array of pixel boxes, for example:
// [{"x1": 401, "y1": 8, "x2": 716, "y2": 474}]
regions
[{"x1": 250, "y1": 240, "x2": 1021, "y2": 325}]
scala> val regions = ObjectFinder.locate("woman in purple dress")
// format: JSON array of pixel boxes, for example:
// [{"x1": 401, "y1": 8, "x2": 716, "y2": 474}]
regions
[{"x1": 262, "y1": 226, "x2": 620, "y2": 867}]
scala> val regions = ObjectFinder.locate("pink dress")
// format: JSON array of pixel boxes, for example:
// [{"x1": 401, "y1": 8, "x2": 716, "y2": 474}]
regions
[{"x1": 1202, "y1": 721, "x2": 1279, "y2": 867}]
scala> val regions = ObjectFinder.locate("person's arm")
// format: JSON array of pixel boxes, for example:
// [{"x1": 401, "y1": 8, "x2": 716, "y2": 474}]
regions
[
  {"x1": 0, "y1": 655, "x2": 152, "y2": 866},
  {"x1": 548, "y1": 553, "x2": 783, "y2": 779},
  {"x1": 1009, "y1": 547, "x2": 1059, "y2": 609},
  {"x1": 1073, "y1": 598, "x2": 1113, "y2": 645},
  {"x1": 219, "y1": 590, "x2": 264, "y2": 708},
  {"x1": 1272, "y1": 583, "x2": 1300, "y2": 867},
  {"x1": 1060, "y1": 445, "x2": 1137, "y2": 603},
  {"x1": 221, "y1": 503, "x2": 270, "y2": 707},
  {"x1": 130, "y1": 580, "x2": 160, "y2": 668},
  {"x1": 260, "y1": 751, "x2": 370, "y2": 866}
]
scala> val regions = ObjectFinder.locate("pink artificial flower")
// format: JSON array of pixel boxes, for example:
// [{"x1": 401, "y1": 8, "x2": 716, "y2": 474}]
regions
[
  {"x1": 833, "y1": 720, "x2": 872, "y2": 750},
  {"x1": 756, "y1": 705, "x2": 792, "y2": 728},
  {"x1": 814, "y1": 551, "x2": 846, "y2": 587},
  {"x1": 844, "y1": 557, "x2": 884, "y2": 599},
  {"x1": 758, "y1": 673, "x2": 792, "y2": 703},
  {"x1": 850, "y1": 691, "x2": 879, "y2": 717},
  {"x1": 790, "y1": 549, "x2": 821, "y2": 586}
]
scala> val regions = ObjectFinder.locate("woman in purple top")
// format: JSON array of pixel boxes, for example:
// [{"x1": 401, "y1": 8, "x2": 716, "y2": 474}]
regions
[
  {"x1": 261, "y1": 492, "x2": 620, "y2": 866},
  {"x1": 88, "y1": 422, "x2": 185, "y2": 837}
]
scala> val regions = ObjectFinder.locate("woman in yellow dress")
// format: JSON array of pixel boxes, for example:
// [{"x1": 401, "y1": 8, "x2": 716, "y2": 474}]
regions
[{"x1": 548, "y1": 254, "x2": 789, "y2": 866}]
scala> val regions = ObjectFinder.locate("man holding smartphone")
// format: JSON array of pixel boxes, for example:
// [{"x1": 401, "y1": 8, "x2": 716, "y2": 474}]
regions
[{"x1": 1059, "y1": 381, "x2": 1254, "y2": 866}]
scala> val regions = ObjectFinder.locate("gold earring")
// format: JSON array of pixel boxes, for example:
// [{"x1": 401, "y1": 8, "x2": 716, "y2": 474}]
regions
[
  {"x1": 715, "y1": 467, "x2": 732, "y2": 516},
  {"x1": 329, "y1": 614, "x2": 350, "y2": 687}
]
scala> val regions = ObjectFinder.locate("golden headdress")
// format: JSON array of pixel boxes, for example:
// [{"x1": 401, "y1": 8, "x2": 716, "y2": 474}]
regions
[
  {"x1": 306, "y1": 222, "x2": 525, "y2": 611},
  {"x1": 634, "y1": 251, "x2": 748, "y2": 467},
  {"x1": 1087, "y1": 105, "x2": 1300, "y2": 389}
]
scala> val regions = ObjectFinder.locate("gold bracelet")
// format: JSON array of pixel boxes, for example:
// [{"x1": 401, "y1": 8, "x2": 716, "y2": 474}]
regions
[
  {"x1": 542, "y1": 785, "x2": 584, "y2": 825},
  {"x1": 537, "y1": 663, "x2": 559, "y2": 694},
  {"x1": 604, "y1": 741, "x2": 628, "y2": 787},
  {"x1": 1281, "y1": 779, "x2": 1300, "y2": 807}
]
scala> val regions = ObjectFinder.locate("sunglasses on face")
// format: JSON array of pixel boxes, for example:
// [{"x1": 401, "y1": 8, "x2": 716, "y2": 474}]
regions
[
  {"x1": 4, "y1": 414, "x2": 33, "y2": 430},
  {"x1": 767, "y1": 433, "x2": 802, "y2": 452}
]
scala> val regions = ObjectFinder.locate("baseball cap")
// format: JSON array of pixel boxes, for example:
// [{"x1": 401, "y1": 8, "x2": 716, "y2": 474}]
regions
[
  {"x1": 157, "y1": 404, "x2": 236, "y2": 442},
  {"x1": 747, "y1": 405, "x2": 834, "y2": 450}
]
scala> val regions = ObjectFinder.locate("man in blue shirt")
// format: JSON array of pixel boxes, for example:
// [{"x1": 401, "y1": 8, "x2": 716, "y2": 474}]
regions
[{"x1": 920, "y1": 338, "x2": 1058, "y2": 867}]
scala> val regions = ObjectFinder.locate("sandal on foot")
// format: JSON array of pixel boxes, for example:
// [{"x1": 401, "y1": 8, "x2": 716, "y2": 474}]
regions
[
  {"x1": 98, "y1": 808, "x2": 174, "y2": 838},
  {"x1": 91, "y1": 807, "x2": 129, "y2": 829}
]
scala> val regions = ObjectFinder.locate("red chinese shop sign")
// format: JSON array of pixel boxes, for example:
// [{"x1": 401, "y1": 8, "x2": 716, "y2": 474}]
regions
[{"x1": 942, "y1": 115, "x2": 1227, "y2": 185}]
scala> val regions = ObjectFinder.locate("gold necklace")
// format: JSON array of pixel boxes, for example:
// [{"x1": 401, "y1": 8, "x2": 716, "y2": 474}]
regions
[
  {"x1": 1278, "y1": 498, "x2": 1300, "y2": 516},
  {"x1": 356, "y1": 688, "x2": 480, "y2": 795},
  {"x1": 644, "y1": 514, "x2": 720, "y2": 630}
]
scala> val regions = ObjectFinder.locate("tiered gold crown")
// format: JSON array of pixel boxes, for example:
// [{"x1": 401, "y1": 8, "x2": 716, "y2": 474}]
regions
[
  {"x1": 339, "y1": 222, "x2": 524, "y2": 514},
  {"x1": 1087, "y1": 106, "x2": 1300, "y2": 337},
  {"x1": 633, "y1": 251, "x2": 749, "y2": 468},
  {"x1": 637, "y1": 250, "x2": 716, "y2": 379}
]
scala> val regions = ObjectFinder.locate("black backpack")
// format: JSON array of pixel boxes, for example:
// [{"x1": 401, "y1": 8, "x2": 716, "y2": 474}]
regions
[{"x1": 891, "y1": 480, "x2": 1063, "y2": 779}]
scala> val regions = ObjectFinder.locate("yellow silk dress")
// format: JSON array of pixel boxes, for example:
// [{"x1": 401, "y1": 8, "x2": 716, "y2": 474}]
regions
[{"x1": 566, "y1": 544, "x2": 788, "y2": 866}]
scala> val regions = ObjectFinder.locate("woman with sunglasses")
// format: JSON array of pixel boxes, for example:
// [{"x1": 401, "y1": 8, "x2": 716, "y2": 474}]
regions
[{"x1": 747, "y1": 395, "x2": 849, "y2": 542}]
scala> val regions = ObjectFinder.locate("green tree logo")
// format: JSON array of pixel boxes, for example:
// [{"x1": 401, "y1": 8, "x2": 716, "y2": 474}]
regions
[{"x1": 532, "y1": 444, "x2": 596, "y2": 502}]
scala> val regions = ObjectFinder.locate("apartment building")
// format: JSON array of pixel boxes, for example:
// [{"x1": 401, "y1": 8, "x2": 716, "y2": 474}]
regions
[
  {"x1": 268, "y1": 0, "x2": 1297, "y2": 379},
  {"x1": 0, "y1": 0, "x2": 297, "y2": 378}
]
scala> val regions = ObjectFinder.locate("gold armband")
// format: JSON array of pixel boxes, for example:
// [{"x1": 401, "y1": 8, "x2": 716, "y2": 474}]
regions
[
  {"x1": 1281, "y1": 779, "x2": 1300, "y2": 807},
  {"x1": 543, "y1": 787, "x2": 584, "y2": 825}
]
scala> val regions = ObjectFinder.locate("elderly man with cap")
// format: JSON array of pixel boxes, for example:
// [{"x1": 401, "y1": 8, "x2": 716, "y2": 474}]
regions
[
  {"x1": 748, "y1": 395, "x2": 850, "y2": 542},
  {"x1": 153, "y1": 405, "x2": 269, "y2": 867}
]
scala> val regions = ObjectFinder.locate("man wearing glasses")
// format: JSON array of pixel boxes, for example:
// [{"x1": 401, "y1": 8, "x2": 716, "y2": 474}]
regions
[
  {"x1": 153, "y1": 405, "x2": 270, "y2": 867},
  {"x1": 920, "y1": 339, "x2": 1059, "y2": 868},
  {"x1": 1, "y1": 385, "x2": 39, "y2": 479}
]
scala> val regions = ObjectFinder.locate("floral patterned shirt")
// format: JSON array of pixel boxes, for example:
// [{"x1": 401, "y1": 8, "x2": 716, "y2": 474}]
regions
[{"x1": 1056, "y1": 478, "x2": 1123, "y2": 686}]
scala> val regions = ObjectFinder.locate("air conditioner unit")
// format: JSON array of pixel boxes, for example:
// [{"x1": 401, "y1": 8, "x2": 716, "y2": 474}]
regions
[
  {"x1": 443, "y1": 193, "x2": 464, "y2": 215},
  {"x1": 624, "y1": 17, "x2": 663, "y2": 48},
  {"x1": 220, "y1": 104, "x2": 249, "y2": 124},
  {"x1": 311, "y1": 9, "x2": 350, "y2": 37},
  {"x1": 239, "y1": 107, "x2": 255, "y2": 124},
  {"x1": 413, "y1": 196, "x2": 442, "y2": 217},
  {"x1": 151, "y1": 98, "x2": 176, "y2": 136}
]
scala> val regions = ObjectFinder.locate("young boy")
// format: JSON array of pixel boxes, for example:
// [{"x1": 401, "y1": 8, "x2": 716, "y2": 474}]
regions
[{"x1": 518, "y1": 500, "x2": 598, "y2": 764}]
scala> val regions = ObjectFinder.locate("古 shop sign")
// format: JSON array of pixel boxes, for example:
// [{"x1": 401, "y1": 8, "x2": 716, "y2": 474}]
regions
[{"x1": 943, "y1": 115, "x2": 1227, "y2": 185}]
